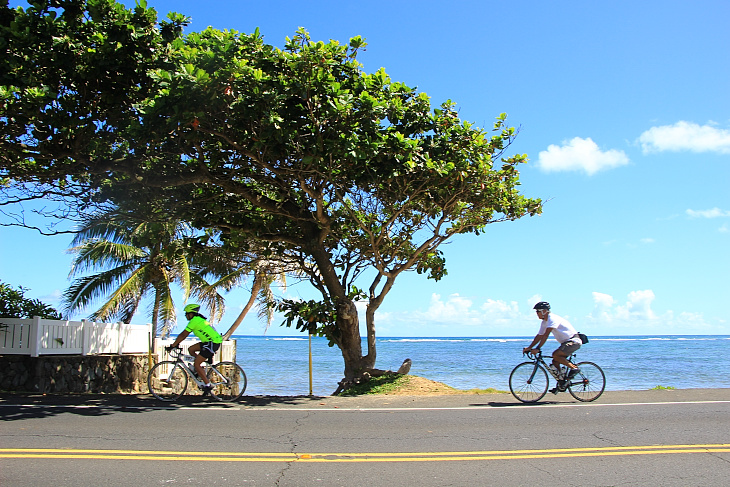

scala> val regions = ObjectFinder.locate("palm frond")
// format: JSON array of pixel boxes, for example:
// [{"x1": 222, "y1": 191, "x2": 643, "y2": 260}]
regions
[
  {"x1": 187, "y1": 273, "x2": 227, "y2": 324},
  {"x1": 62, "y1": 264, "x2": 139, "y2": 316},
  {"x1": 172, "y1": 254, "x2": 192, "y2": 302},
  {"x1": 68, "y1": 241, "x2": 147, "y2": 276},
  {"x1": 153, "y1": 283, "x2": 177, "y2": 339},
  {"x1": 70, "y1": 217, "x2": 131, "y2": 246},
  {"x1": 256, "y1": 281, "x2": 278, "y2": 330},
  {"x1": 90, "y1": 267, "x2": 150, "y2": 322}
]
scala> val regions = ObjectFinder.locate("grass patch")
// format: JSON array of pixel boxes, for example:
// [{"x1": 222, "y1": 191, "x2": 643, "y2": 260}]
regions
[
  {"x1": 650, "y1": 385, "x2": 676, "y2": 390},
  {"x1": 339, "y1": 374, "x2": 413, "y2": 396},
  {"x1": 462, "y1": 387, "x2": 506, "y2": 394}
]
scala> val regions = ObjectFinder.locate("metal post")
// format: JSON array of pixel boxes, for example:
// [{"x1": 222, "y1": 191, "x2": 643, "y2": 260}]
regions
[
  {"x1": 308, "y1": 333, "x2": 313, "y2": 396},
  {"x1": 148, "y1": 331, "x2": 153, "y2": 374}
]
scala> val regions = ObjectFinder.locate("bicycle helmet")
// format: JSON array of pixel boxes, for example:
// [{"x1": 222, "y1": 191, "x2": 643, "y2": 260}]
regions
[
  {"x1": 533, "y1": 301, "x2": 551, "y2": 311},
  {"x1": 184, "y1": 303, "x2": 201, "y2": 314}
]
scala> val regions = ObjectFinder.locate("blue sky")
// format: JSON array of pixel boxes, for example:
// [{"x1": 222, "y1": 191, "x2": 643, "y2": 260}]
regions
[{"x1": 2, "y1": 0, "x2": 728, "y2": 338}]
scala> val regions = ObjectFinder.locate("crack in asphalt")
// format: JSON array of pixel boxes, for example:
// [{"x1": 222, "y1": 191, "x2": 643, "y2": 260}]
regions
[{"x1": 274, "y1": 411, "x2": 310, "y2": 486}]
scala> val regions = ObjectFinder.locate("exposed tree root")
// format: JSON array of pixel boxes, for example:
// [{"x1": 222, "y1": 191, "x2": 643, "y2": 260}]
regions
[{"x1": 332, "y1": 358, "x2": 412, "y2": 395}]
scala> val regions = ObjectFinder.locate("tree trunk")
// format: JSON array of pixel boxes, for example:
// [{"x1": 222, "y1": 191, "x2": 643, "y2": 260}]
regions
[
  {"x1": 364, "y1": 299, "x2": 378, "y2": 365},
  {"x1": 335, "y1": 297, "x2": 372, "y2": 378},
  {"x1": 150, "y1": 292, "x2": 161, "y2": 352},
  {"x1": 305, "y1": 238, "x2": 380, "y2": 393},
  {"x1": 330, "y1": 297, "x2": 381, "y2": 395},
  {"x1": 330, "y1": 274, "x2": 407, "y2": 395},
  {"x1": 222, "y1": 274, "x2": 262, "y2": 340}
]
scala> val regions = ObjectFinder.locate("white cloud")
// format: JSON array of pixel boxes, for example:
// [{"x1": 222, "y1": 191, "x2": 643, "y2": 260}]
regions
[
  {"x1": 638, "y1": 121, "x2": 730, "y2": 154},
  {"x1": 423, "y1": 293, "x2": 478, "y2": 324},
  {"x1": 480, "y1": 299, "x2": 521, "y2": 322},
  {"x1": 590, "y1": 290, "x2": 657, "y2": 324},
  {"x1": 592, "y1": 292, "x2": 615, "y2": 308},
  {"x1": 375, "y1": 291, "x2": 723, "y2": 337},
  {"x1": 686, "y1": 207, "x2": 730, "y2": 218},
  {"x1": 384, "y1": 294, "x2": 535, "y2": 335},
  {"x1": 640, "y1": 238, "x2": 655, "y2": 244},
  {"x1": 585, "y1": 290, "x2": 721, "y2": 334},
  {"x1": 619, "y1": 290, "x2": 657, "y2": 321},
  {"x1": 527, "y1": 294, "x2": 543, "y2": 309},
  {"x1": 537, "y1": 137, "x2": 630, "y2": 175},
  {"x1": 40, "y1": 289, "x2": 63, "y2": 306}
]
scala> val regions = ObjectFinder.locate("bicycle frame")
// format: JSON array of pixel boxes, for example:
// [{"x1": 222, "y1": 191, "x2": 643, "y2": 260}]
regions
[
  {"x1": 164, "y1": 349, "x2": 223, "y2": 387},
  {"x1": 529, "y1": 351, "x2": 572, "y2": 381},
  {"x1": 149, "y1": 346, "x2": 247, "y2": 402},
  {"x1": 509, "y1": 350, "x2": 605, "y2": 403}
]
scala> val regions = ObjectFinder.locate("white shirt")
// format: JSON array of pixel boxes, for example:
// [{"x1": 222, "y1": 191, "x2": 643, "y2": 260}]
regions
[{"x1": 538, "y1": 313, "x2": 578, "y2": 343}]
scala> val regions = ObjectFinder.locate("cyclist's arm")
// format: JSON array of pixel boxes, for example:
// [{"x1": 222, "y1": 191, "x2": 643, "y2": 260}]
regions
[
  {"x1": 524, "y1": 331, "x2": 550, "y2": 353},
  {"x1": 169, "y1": 330, "x2": 191, "y2": 349}
]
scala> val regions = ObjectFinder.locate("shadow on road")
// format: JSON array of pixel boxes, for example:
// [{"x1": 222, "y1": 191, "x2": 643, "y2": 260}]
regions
[{"x1": 0, "y1": 393, "x2": 327, "y2": 420}]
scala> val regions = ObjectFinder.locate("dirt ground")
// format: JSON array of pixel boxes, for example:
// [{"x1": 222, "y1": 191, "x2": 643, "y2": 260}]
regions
[{"x1": 380, "y1": 375, "x2": 477, "y2": 395}]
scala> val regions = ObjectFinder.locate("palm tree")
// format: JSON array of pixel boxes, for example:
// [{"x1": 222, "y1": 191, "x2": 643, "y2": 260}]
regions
[
  {"x1": 221, "y1": 259, "x2": 290, "y2": 339},
  {"x1": 62, "y1": 209, "x2": 230, "y2": 339}
]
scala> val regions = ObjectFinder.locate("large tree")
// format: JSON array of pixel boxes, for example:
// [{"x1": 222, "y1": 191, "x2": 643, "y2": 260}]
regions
[{"x1": 1, "y1": 1, "x2": 541, "y2": 386}]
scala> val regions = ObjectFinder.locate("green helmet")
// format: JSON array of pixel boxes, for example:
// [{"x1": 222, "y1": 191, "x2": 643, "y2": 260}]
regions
[{"x1": 184, "y1": 303, "x2": 201, "y2": 314}]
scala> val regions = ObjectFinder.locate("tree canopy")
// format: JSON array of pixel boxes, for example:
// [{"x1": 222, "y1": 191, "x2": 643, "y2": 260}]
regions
[
  {"x1": 0, "y1": 280, "x2": 62, "y2": 319},
  {"x1": 1, "y1": 0, "x2": 541, "y2": 385}
]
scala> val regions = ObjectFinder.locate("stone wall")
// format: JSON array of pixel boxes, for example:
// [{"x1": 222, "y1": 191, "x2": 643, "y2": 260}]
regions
[{"x1": 0, "y1": 354, "x2": 151, "y2": 394}]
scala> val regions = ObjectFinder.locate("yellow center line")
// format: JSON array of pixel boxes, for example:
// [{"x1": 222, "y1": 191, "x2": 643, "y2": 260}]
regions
[{"x1": 1, "y1": 444, "x2": 728, "y2": 463}]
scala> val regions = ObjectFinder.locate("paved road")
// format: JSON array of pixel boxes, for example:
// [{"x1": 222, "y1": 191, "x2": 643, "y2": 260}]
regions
[{"x1": 2, "y1": 389, "x2": 729, "y2": 486}]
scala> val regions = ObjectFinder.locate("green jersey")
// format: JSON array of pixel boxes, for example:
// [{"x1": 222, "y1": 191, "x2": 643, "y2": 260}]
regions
[{"x1": 185, "y1": 315, "x2": 223, "y2": 343}]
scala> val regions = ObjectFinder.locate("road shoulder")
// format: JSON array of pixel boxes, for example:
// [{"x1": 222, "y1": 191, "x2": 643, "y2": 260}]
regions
[{"x1": 2, "y1": 388, "x2": 729, "y2": 410}]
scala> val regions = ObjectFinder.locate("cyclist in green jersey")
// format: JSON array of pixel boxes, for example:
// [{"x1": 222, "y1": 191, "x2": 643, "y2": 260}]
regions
[{"x1": 166, "y1": 304, "x2": 223, "y2": 395}]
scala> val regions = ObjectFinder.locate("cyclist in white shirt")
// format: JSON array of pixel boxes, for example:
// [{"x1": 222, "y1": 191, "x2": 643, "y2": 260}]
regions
[{"x1": 523, "y1": 302, "x2": 581, "y2": 379}]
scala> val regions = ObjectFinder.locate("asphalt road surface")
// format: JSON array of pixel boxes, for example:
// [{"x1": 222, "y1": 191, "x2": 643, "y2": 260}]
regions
[{"x1": 2, "y1": 389, "x2": 729, "y2": 486}]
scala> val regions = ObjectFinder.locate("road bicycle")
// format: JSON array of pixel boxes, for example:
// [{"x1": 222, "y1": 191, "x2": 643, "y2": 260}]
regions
[
  {"x1": 147, "y1": 346, "x2": 247, "y2": 402},
  {"x1": 509, "y1": 350, "x2": 605, "y2": 403}
]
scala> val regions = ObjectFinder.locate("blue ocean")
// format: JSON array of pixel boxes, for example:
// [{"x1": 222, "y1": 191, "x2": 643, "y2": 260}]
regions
[{"x1": 233, "y1": 335, "x2": 730, "y2": 396}]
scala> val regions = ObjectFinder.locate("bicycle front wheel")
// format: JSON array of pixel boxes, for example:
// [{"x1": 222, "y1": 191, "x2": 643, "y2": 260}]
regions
[
  {"x1": 509, "y1": 362, "x2": 549, "y2": 403},
  {"x1": 207, "y1": 361, "x2": 247, "y2": 401},
  {"x1": 148, "y1": 361, "x2": 188, "y2": 401},
  {"x1": 568, "y1": 361, "x2": 605, "y2": 402}
]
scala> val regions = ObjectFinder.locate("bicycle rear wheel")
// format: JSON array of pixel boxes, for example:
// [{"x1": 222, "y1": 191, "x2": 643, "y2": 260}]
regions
[
  {"x1": 568, "y1": 361, "x2": 605, "y2": 402},
  {"x1": 207, "y1": 361, "x2": 247, "y2": 401},
  {"x1": 148, "y1": 361, "x2": 188, "y2": 401},
  {"x1": 509, "y1": 362, "x2": 548, "y2": 403}
]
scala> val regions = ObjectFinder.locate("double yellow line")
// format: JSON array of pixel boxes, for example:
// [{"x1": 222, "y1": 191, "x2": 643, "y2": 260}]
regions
[{"x1": 1, "y1": 444, "x2": 729, "y2": 462}]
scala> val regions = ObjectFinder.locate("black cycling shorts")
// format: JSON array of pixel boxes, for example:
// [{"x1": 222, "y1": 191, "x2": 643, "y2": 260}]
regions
[{"x1": 199, "y1": 341, "x2": 221, "y2": 360}]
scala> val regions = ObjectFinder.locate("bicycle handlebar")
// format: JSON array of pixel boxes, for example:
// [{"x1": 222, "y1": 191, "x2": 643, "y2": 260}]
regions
[
  {"x1": 165, "y1": 346, "x2": 183, "y2": 358},
  {"x1": 522, "y1": 349, "x2": 578, "y2": 361}
]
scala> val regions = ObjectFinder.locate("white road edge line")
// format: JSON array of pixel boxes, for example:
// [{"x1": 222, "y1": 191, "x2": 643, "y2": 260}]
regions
[{"x1": 248, "y1": 400, "x2": 730, "y2": 411}]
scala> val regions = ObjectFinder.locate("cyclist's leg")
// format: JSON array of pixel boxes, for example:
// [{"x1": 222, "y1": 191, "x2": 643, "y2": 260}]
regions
[
  {"x1": 553, "y1": 341, "x2": 581, "y2": 371},
  {"x1": 196, "y1": 342, "x2": 221, "y2": 388},
  {"x1": 192, "y1": 343, "x2": 210, "y2": 385},
  {"x1": 187, "y1": 342, "x2": 201, "y2": 358}
]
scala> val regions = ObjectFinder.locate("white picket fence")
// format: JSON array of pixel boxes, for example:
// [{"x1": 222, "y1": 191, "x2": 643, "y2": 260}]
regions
[
  {"x1": 0, "y1": 316, "x2": 151, "y2": 357},
  {"x1": 0, "y1": 316, "x2": 236, "y2": 362}
]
